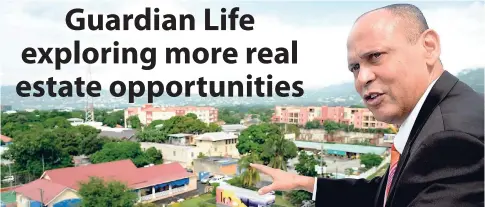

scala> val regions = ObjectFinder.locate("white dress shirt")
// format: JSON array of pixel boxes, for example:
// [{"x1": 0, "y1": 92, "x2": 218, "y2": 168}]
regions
[{"x1": 312, "y1": 78, "x2": 438, "y2": 201}]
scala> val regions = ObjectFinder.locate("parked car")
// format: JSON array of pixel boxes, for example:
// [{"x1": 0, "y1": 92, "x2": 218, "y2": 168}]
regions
[
  {"x1": 201, "y1": 175, "x2": 214, "y2": 184},
  {"x1": 209, "y1": 175, "x2": 234, "y2": 185}
]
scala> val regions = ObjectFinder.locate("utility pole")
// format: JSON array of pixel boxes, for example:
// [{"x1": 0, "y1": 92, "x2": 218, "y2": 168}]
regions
[
  {"x1": 39, "y1": 188, "x2": 44, "y2": 206},
  {"x1": 320, "y1": 143, "x2": 324, "y2": 177},
  {"x1": 42, "y1": 154, "x2": 45, "y2": 173}
]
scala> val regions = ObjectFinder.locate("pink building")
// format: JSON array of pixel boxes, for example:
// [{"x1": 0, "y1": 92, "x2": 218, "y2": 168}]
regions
[
  {"x1": 272, "y1": 105, "x2": 388, "y2": 129},
  {"x1": 125, "y1": 104, "x2": 218, "y2": 127}
]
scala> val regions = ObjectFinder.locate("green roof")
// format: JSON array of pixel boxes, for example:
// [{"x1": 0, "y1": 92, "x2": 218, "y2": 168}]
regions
[
  {"x1": 294, "y1": 141, "x2": 388, "y2": 155},
  {"x1": 0, "y1": 191, "x2": 16, "y2": 204}
]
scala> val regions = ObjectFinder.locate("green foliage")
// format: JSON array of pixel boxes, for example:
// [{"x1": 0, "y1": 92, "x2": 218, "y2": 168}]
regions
[
  {"x1": 218, "y1": 108, "x2": 244, "y2": 124},
  {"x1": 134, "y1": 203, "x2": 158, "y2": 207},
  {"x1": 44, "y1": 116, "x2": 72, "y2": 129},
  {"x1": 236, "y1": 123, "x2": 282, "y2": 155},
  {"x1": 90, "y1": 141, "x2": 163, "y2": 167},
  {"x1": 238, "y1": 153, "x2": 262, "y2": 188},
  {"x1": 136, "y1": 129, "x2": 168, "y2": 143},
  {"x1": 295, "y1": 151, "x2": 319, "y2": 177},
  {"x1": 2, "y1": 130, "x2": 73, "y2": 178},
  {"x1": 304, "y1": 120, "x2": 321, "y2": 129},
  {"x1": 146, "y1": 120, "x2": 164, "y2": 129},
  {"x1": 197, "y1": 152, "x2": 207, "y2": 158},
  {"x1": 185, "y1": 113, "x2": 198, "y2": 120},
  {"x1": 211, "y1": 183, "x2": 220, "y2": 197},
  {"x1": 287, "y1": 190, "x2": 311, "y2": 206},
  {"x1": 262, "y1": 135, "x2": 298, "y2": 171},
  {"x1": 360, "y1": 153, "x2": 384, "y2": 169},
  {"x1": 78, "y1": 177, "x2": 138, "y2": 207},
  {"x1": 144, "y1": 147, "x2": 163, "y2": 164},
  {"x1": 136, "y1": 115, "x2": 220, "y2": 143},
  {"x1": 126, "y1": 115, "x2": 142, "y2": 129}
]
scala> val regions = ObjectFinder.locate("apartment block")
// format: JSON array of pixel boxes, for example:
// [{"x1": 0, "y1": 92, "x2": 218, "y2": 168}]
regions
[
  {"x1": 125, "y1": 104, "x2": 218, "y2": 127},
  {"x1": 272, "y1": 106, "x2": 388, "y2": 129}
]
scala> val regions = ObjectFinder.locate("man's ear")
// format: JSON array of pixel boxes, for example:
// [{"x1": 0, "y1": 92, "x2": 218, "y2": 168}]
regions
[{"x1": 421, "y1": 29, "x2": 441, "y2": 67}]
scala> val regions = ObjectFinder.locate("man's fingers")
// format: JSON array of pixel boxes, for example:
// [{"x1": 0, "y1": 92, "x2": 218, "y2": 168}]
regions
[
  {"x1": 250, "y1": 163, "x2": 274, "y2": 175},
  {"x1": 258, "y1": 184, "x2": 276, "y2": 195}
]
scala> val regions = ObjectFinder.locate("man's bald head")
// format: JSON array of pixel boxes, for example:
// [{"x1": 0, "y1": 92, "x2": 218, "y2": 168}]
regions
[{"x1": 356, "y1": 3, "x2": 429, "y2": 44}]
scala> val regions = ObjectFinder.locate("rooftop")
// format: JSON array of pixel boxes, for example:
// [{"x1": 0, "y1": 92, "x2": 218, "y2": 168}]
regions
[
  {"x1": 1, "y1": 135, "x2": 12, "y2": 143},
  {"x1": 294, "y1": 141, "x2": 388, "y2": 155},
  {"x1": 41, "y1": 159, "x2": 192, "y2": 190},
  {"x1": 14, "y1": 179, "x2": 73, "y2": 205},
  {"x1": 197, "y1": 156, "x2": 239, "y2": 166},
  {"x1": 167, "y1": 133, "x2": 193, "y2": 138},
  {"x1": 194, "y1": 132, "x2": 237, "y2": 141},
  {"x1": 221, "y1": 124, "x2": 247, "y2": 132}
]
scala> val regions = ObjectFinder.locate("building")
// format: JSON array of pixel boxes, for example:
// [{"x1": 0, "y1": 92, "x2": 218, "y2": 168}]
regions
[
  {"x1": 194, "y1": 132, "x2": 239, "y2": 158},
  {"x1": 13, "y1": 160, "x2": 197, "y2": 205},
  {"x1": 271, "y1": 106, "x2": 389, "y2": 129},
  {"x1": 140, "y1": 142, "x2": 200, "y2": 169},
  {"x1": 221, "y1": 124, "x2": 247, "y2": 135},
  {"x1": 294, "y1": 140, "x2": 389, "y2": 159},
  {"x1": 1, "y1": 135, "x2": 13, "y2": 146},
  {"x1": 124, "y1": 104, "x2": 218, "y2": 127},
  {"x1": 193, "y1": 157, "x2": 239, "y2": 178}
]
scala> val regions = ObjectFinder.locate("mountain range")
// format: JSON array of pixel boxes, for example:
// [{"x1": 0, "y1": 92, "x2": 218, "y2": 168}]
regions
[{"x1": 1, "y1": 68, "x2": 483, "y2": 110}]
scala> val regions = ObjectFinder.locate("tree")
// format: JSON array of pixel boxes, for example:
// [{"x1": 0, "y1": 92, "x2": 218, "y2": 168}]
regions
[
  {"x1": 44, "y1": 116, "x2": 72, "y2": 129},
  {"x1": 135, "y1": 129, "x2": 167, "y2": 143},
  {"x1": 145, "y1": 147, "x2": 163, "y2": 164},
  {"x1": 238, "y1": 153, "x2": 262, "y2": 188},
  {"x1": 78, "y1": 177, "x2": 138, "y2": 207},
  {"x1": 295, "y1": 151, "x2": 319, "y2": 177},
  {"x1": 287, "y1": 190, "x2": 312, "y2": 206},
  {"x1": 305, "y1": 120, "x2": 321, "y2": 129},
  {"x1": 236, "y1": 123, "x2": 282, "y2": 155},
  {"x1": 208, "y1": 123, "x2": 222, "y2": 132},
  {"x1": 2, "y1": 130, "x2": 73, "y2": 177},
  {"x1": 360, "y1": 153, "x2": 384, "y2": 169},
  {"x1": 126, "y1": 116, "x2": 142, "y2": 129},
  {"x1": 90, "y1": 142, "x2": 149, "y2": 167},
  {"x1": 261, "y1": 135, "x2": 298, "y2": 171},
  {"x1": 185, "y1": 113, "x2": 198, "y2": 120}
]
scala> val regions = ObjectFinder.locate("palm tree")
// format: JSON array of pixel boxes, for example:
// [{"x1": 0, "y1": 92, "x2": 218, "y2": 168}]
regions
[
  {"x1": 238, "y1": 153, "x2": 262, "y2": 188},
  {"x1": 262, "y1": 135, "x2": 298, "y2": 171}
]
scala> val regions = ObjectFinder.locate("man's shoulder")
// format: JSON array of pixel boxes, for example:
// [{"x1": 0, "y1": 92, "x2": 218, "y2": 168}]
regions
[{"x1": 422, "y1": 80, "x2": 484, "y2": 141}]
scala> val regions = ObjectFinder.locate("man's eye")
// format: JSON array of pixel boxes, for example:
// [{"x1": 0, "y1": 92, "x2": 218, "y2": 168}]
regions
[
  {"x1": 349, "y1": 64, "x2": 360, "y2": 72},
  {"x1": 370, "y1": 53, "x2": 382, "y2": 62}
]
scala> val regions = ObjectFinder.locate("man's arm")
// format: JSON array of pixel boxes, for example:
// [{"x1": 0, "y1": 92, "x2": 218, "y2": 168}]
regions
[
  {"x1": 313, "y1": 175, "x2": 385, "y2": 207},
  {"x1": 395, "y1": 130, "x2": 484, "y2": 206}
]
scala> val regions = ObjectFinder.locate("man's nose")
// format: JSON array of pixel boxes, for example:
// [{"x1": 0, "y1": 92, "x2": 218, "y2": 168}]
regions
[{"x1": 357, "y1": 66, "x2": 376, "y2": 87}]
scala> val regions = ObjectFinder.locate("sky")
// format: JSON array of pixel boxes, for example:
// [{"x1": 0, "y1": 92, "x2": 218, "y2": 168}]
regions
[{"x1": 0, "y1": 0, "x2": 484, "y2": 90}]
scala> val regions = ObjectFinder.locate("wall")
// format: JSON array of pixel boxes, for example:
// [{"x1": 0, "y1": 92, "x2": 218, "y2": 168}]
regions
[
  {"x1": 196, "y1": 140, "x2": 239, "y2": 158},
  {"x1": 48, "y1": 190, "x2": 80, "y2": 207},
  {"x1": 193, "y1": 160, "x2": 238, "y2": 177},
  {"x1": 140, "y1": 142, "x2": 199, "y2": 168}
]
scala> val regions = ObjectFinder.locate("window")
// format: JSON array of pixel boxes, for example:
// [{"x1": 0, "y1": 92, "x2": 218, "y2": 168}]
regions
[
  {"x1": 191, "y1": 152, "x2": 194, "y2": 158},
  {"x1": 173, "y1": 151, "x2": 176, "y2": 156}
]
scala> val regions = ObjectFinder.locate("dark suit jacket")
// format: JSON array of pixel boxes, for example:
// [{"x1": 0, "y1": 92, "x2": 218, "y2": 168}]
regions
[{"x1": 314, "y1": 71, "x2": 484, "y2": 207}]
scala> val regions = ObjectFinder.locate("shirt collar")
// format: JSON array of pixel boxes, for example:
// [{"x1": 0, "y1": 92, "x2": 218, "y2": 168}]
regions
[{"x1": 393, "y1": 79, "x2": 438, "y2": 154}]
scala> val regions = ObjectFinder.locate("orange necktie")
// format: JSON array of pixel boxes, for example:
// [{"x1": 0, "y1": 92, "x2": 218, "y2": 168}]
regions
[{"x1": 384, "y1": 144, "x2": 400, "y2": 205}]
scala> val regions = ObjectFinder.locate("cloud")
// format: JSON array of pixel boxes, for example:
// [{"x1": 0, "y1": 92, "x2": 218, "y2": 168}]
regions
[{"x1": 1, "y1": 0, "x2": 483, "y2": 93}]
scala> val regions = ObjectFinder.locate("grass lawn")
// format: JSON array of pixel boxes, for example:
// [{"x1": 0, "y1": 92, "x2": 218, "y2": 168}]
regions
[
  {"x1": 275, "y1": 195, "x2": 295, "y2": 207},
  {"x1": 169, "y1": 193, "x2": 295, "y2": 207},
  {"x1": 170, "y1": 193, "x2": 215, "y2": 207}
]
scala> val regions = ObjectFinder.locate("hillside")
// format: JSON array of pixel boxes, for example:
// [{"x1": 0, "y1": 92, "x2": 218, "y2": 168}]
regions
[{"x1": 456, "y1": 68, "x2": 484, "y2": 94}]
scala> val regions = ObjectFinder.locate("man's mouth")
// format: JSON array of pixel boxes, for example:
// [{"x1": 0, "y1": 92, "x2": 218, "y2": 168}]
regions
[{"x1": 364, "y1": 93, "x2": 384, "y2": 102}]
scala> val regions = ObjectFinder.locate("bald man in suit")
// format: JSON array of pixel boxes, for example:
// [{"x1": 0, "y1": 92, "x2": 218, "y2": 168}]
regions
[{"x1": 250, "y1": 4, "x2": 484, "y2": 207}]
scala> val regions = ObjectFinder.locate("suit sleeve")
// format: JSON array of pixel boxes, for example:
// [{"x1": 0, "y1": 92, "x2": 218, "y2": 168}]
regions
[
  {"x1": 400, "y1": 130, "x2": 484, "y2": 207},
  {"x1": 314, "y1": 174, "x2": 385, "y2": 207}
]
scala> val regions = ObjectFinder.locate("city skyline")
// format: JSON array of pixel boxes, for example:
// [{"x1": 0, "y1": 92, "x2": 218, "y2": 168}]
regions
[{"x1": 1, "y1": 1, "x2": 484, "y2": 92}]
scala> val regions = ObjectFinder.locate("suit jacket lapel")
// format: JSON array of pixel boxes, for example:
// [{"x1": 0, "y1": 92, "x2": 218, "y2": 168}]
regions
[{"x1": 384, "y1": 71, "x2": 458, "y2": 206}]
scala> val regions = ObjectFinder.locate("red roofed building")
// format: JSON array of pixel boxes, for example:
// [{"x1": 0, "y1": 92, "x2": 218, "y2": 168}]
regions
[
  {"x1": 14, "y1": 160, "x2": 197, "y2": 206},
  {"x1": 124, "y1": 104, "x2": 218, "y2": 127},
  {"x1": 1, "y1": 134, "x2": 13, "y2": 145}
]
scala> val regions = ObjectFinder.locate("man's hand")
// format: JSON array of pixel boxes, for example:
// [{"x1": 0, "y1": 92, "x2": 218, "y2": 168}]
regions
[{"x1": 250, "y1": 163, "x2": 315, "y2": 195}]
